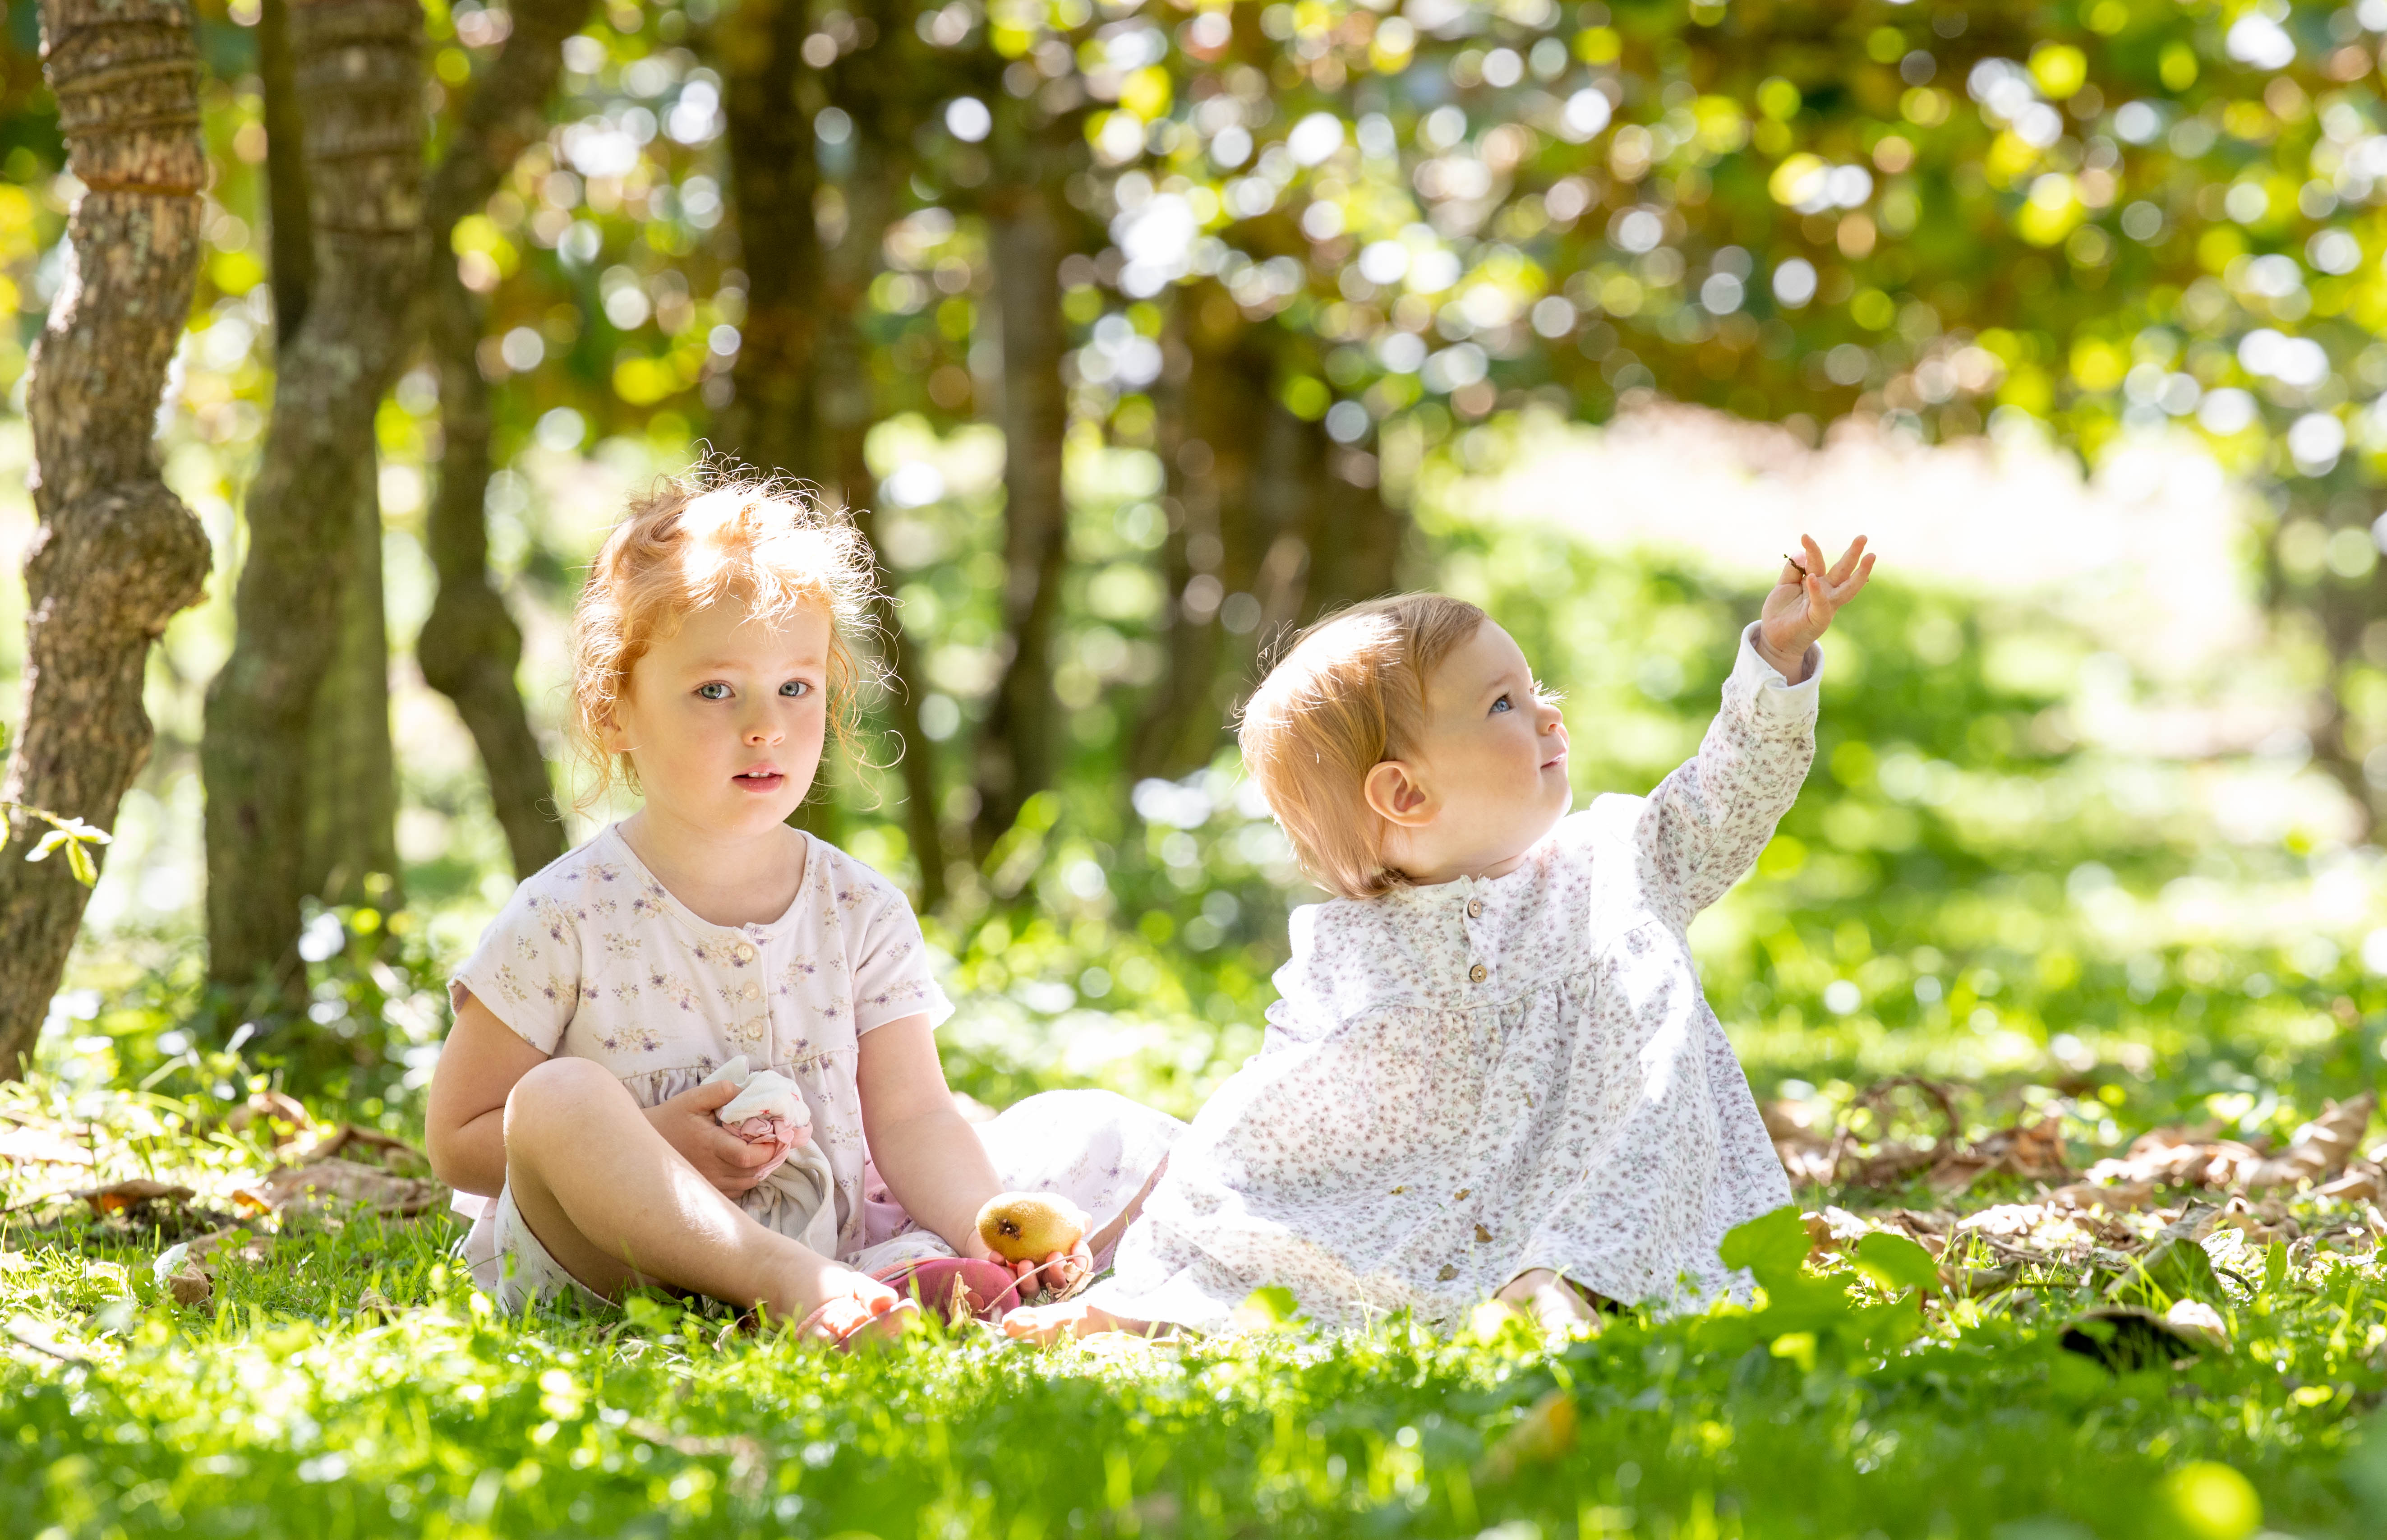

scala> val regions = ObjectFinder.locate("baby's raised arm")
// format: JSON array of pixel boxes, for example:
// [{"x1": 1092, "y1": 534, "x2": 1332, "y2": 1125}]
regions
[{"x1": 1634, "y1": 535, "x2": 1872, "y2": 925}]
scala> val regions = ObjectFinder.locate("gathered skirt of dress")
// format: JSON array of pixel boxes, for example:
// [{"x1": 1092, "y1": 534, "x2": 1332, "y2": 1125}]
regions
[{"x1": 1079, "y1": 937, "x2": 1790, "y2": 1332}]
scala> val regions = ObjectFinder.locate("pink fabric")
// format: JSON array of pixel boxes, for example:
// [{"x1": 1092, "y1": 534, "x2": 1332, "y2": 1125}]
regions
[{"x1": 724, "y1": 1113, "x2": 806, "y2": 1185}]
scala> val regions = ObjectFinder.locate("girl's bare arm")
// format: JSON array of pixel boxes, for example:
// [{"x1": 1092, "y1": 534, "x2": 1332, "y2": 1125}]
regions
[
  {"x1": 856, "y1": 1014, "x2": 1007, "y2": 1256},
  {"x1": 424, "y1": 993, "x2": 550, "y2": 1196}
]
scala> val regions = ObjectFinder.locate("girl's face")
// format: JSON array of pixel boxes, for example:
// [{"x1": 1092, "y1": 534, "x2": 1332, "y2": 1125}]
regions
[
  {"x1": 1367, "y1": 620, "x2": 1571, "y2": 884},
  {"x1": 604, "y1": 594, "x2": 832, "y2": 840}
]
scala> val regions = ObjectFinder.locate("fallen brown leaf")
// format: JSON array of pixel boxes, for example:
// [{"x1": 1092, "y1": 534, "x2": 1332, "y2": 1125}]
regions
[
  {"x1": 2319, "y1": 1163, "x2": 2384, "y2": 1203},
  {"x1": 2248, "y1": 1093, "x2": 2376, "y2": 1192},
  {"x1": 76, "y1": 1179, "x2": 194, "y2": 1217},
  {"x1": 166, "y1": 1258, "x2": 211, "y2": 1305},
  {"x1": 241, "y1": 1158, "x2": 445, "y2": 1220},
  {"x1": 299, "y1": 1125, "x2": 429, "y2": 1170}
]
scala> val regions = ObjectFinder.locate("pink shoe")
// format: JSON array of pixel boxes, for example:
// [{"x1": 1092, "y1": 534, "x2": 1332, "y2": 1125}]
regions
[{"x1": 872, "y1": 1257, "x2": 1026, "y2": 1323}]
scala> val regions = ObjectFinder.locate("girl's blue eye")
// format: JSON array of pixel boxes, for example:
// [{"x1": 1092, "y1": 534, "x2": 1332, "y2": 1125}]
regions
[
  {"x1": 1491, "y1": 695, "x2": 1512, "y2": 714},
  {"x1": 697, "y1": 682, "x2": 730, "y2": 701},
  {"x1": 780, "y1": 680, "x2": 810, "y2": 698}
]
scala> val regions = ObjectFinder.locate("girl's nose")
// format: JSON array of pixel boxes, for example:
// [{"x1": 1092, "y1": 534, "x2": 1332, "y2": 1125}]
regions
[{"x1": 744, "y1": 713, "x2": 783, "y2": 745}]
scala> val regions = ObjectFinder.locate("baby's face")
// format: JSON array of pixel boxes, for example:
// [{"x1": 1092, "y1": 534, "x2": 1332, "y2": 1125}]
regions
[{"x1": 1375, "y1": 620, "x2": 1571, "y2": 884}]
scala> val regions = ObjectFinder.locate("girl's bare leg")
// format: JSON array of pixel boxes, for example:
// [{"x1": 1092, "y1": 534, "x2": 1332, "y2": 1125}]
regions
[{"x1": 502, "y1": 1057, "x2": 899, "y2": 1335}]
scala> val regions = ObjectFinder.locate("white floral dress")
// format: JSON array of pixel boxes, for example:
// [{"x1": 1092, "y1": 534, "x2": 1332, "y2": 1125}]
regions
[
  {"x1": 449, "y1": 825, "x2": 1181, "y2": 1300},
  {"x1": 1081, "y1": 625, "x2": 1819, "y2": 1331}
]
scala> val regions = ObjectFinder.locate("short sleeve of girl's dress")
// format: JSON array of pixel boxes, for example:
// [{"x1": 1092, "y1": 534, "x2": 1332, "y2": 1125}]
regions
[
  {"x1": 448, "y1": 880, "x2": 585, "y2": 1055},
  {"x1": 844, "y1": 867, "x2": 954, "y2": 1034}
]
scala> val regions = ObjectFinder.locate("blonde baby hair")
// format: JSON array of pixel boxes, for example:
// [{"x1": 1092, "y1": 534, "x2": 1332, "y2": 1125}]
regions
[
  {"x1": 568, "y1": 466, "x2": 879, "y2": 810},
  {"x1": 1236, "y1": 593, "x2": 1489, "y2": 900}
]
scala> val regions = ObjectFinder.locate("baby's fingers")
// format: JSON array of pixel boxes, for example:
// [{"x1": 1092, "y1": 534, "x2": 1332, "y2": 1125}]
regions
[
  {"x1": 1831, "y1": 551, "x2": 1878, "y2": 600},
  {"x1": 1824, "y1": 534, "x2": 1869, "y2": 585}
]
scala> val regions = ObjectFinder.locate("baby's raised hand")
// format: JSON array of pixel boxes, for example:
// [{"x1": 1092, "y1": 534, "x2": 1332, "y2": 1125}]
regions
[{"x1": 1757, "y1": 534, "x2": 1874, "y2": 680}]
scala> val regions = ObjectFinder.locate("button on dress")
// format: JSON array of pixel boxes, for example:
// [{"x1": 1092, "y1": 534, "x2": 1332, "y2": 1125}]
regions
[{"x1": 1082, "y1": 625, "x2": 1820, "y2": 1330}]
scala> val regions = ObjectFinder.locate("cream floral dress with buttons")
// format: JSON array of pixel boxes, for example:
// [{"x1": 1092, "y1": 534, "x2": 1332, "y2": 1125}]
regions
[
  {"x1": 449, "y1": 825, "x2": 1181, "y2": 1287},
  {"x1": 1080, "y1": 625, "x2": 1817, "y2": 1331}
]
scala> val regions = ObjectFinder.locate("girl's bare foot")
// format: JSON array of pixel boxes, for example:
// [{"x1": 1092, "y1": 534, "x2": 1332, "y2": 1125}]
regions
[
  {"x1": 1497, "y1": 1268, "x2": 1602, "y2": 1337},
  {"x1": 1002, "y1": 1298, "x2": 1155, "y2": 1344},
  {"x1": 788, "y1": 1260, "x2": 915, "y2": 1346}
]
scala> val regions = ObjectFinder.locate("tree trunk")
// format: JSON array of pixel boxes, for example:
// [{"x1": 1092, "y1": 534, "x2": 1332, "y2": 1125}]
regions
[
  {"x1": 813, "y1": 10, "x2": 946, "y2": 909},
  {"x1": 1131, "y1": 291, "x2": 1406, "y2": 782},
  {"x1": 714, "y1": 0, "x2": 840, "y2": 841},
  {"x1": 972, "y1": 179, "x2": 1069, "y2": 856},
  {"x1": 258, "y1": 0, "x2": 313, "y2": 338},
  {"x1": 715, "y1": 0, "x2": 818, "y2": 483},
  {"x1": 199, "y1": 0, "x2": 423, "y2": 1011},
  {"x1": 415, "y1": 0, "x2": 588, "y2": 880},
  {"x1": 0, "y1": 0, "x2": 214, "y2": 1074},
  {"x1": 301, "y1": 470, "x2": 401, "y2": 907}
]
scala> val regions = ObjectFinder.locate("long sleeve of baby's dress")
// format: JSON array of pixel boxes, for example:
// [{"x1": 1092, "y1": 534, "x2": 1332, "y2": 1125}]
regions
[{"x1": 1631, "y1": 622, "x2": 1822, "y2": 929}]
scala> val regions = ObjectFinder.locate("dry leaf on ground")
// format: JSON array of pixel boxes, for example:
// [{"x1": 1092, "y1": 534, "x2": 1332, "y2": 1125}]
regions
[
  {"x1": 238, "y1": 1158, "x2": 445, "y2": 1220},
  {"x1": 2079, "y1": 1093, "x2": 2377, "y2": 1198},
  {"x1": 76, "y1": 1179, "x2": 194, "y2": 1217},
  {"x1": 299, "y1": 1125, "x2": 429, "y2": 1169},
  {"x1": 2246, "y1": 1093, "x2": 2375, "y2": 1191}
]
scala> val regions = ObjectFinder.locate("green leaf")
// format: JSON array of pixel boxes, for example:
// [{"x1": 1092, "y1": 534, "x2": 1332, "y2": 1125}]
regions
[
  {"x1": 1718, "y1": 1206, "x2": 1810, "y2": 1293},
  {"x1": 1231, "y1": 1285, "x2": 1299, "y2": 1328},
  {"x1": 1853, "y1": 1232, "x2": 1940, "y2": 1298}
]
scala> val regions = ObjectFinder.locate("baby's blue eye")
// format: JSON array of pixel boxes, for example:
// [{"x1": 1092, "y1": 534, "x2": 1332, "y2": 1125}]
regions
[
  {"x1": 1491, "y1": 695, "x2": 1512, "y2": 714},
  {"x1": 780, "y1": 680, "x2": 810, "y2": 698},
  {"x1": 697, "y1": 682, "x2": 730, "y2": 701}
]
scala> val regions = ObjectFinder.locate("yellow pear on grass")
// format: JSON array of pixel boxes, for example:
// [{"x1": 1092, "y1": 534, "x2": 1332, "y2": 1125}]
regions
[{"x1": 976, "y1": 1191, "x2": 1088, "y2": 1262}]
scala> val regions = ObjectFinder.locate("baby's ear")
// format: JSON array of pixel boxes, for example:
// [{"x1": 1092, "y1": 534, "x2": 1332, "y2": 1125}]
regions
[{"x1": 1363, "y1": 759, "x2": 1434, "y2": 826}]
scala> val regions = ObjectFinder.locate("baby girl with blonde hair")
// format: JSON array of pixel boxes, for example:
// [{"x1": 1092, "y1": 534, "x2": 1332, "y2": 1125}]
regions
[
  {"x1": 1012, "y1": 536, "x2": 1873, "y2": 1340},
  {"x1": 426, "y1": 472, "x2": 1177, "y2": 1342}
]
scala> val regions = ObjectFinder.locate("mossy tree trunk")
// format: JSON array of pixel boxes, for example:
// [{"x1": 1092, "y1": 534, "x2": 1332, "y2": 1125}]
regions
[
  {"x1": 0, "y1": 0, "x2": 215, "y2": 1075},
  {"x1": 416, "y1": 0, "x2": 589, "y2": 882},
  {"x1": 814, "y1": 2, "x2": 946, "y2": 909},
  {"x1": 971, "y1": 168, "x2": 1070, "y2": 858},
  {"x1": 302, "y1": 473, "x2": 401, "y2": 910},
  {"x1": 199, "y1": 0, "x2": 423, "y2": 1014},
  {"x1": 1131, "y1": 284, "x2": 1405, "y2": 783},
  {"x1": 714, "y1": 0, "x2": 842, "y2": 842}
]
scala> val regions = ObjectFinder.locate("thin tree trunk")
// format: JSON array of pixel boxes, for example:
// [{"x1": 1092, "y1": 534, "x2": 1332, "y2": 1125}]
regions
[
  {"x1": 199, "y1": 0, "x2": 423, "y2": 1010},
  {"x1": 1130, "y1": 299, "x2": 1405, "y2": 781},
  {"x1": 972, "y1": 179, "x2": 1069, "y2": 856},
  {"x1": 302, "y1": 471, "x2": 401, "y2": 906},
  {"x1": 0, "y1": 0, "x2": 214, "y2": 1074},
  {"x1": 257, "y1": 0, "x2": 313, "y2": 338},
  {"x1": 715, "y1": 0, "x2": 818, "y2": 482},
  {"x1": 714, "y1": 0, "x2": 839, "y2": 840},
  {"x1": 416, "y1": 0, "x2": 588, "y2": 880},
  {"x1": 814, "y1": 10, "x2": 945, "y2": 908}
]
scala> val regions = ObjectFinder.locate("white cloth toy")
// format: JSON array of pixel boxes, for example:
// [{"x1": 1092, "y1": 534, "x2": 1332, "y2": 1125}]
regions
[{"x1": 701, "y1": 1056, "x2": 839, "y2": 1255}]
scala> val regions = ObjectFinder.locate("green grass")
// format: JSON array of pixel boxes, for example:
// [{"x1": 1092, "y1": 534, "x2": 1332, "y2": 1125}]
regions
[
  {"x1": 5, "y1": 1168, "x2": 2387, "y2": 1540},
  {"x1": 5, "y1": 1074, "x2": 2387, "y2": 1540}
]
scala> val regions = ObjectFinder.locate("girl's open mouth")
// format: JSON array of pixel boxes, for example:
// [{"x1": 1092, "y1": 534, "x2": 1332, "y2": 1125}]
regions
[{"x1": 734, "y1": 769, "x2": 786, "y2": 792}]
